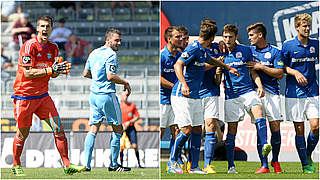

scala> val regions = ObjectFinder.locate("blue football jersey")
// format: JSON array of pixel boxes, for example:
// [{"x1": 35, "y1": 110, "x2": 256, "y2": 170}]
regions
[
  {"x1": 282, "y1": 37, "x2": 319, "y2": 98},
  {"x1": 85, "y1": 46, "x2": 119, "y2": 94},
  {"x1": 250, "y1": 44, "x2": 284, "y2": 95},
  {"x1": 160, "y1": 46, "x2": 181, "y2": 104},
  {"x1": 199, "y1": 42, "x2": 221, "y2": 98},
  {"x1": 223, "y1": 44, "x2": 255, "y2": 100},
  {"x1": 171, "y1": 40, "x2": 210, "y2": 99}
]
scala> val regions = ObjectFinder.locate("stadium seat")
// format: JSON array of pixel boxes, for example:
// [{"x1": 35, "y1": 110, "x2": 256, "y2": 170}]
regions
[
  {"x1": 131, "y1": 22, "x2": 149, "y2": 35},
  {"x1": 62, "y1": 100, "x2": 82, "y2": 109},
  {"x1": 48, "y1": 83, "x2": 65, "y2": 95},
  {"x1": 57, "y1": 8, "x2": 76, "y2": 20},
  {"x1": 2, "y1": 100, "x2": 13, "y2": 110},
  {"x1": 93, "y1": 22, "x2": 106, "y2": 35},
  {"x1": 133, "y1": 8, "x2": 151, "y2": 21},
  {"x1": 113, "y1": 8, "x2": 131, "y2": 21},
  {"x1": 75, "y1": 22, "x2": 93, "y2": 36},
  {"x1": 149, "y1": 36, "x2": 159, "y2": 49},
  {"x1": 5, "y1": 81, "x2": 14, "y2": 94},
  {"x1": 129, "y1": 36, "x2": 148, "y2": 49},
  {"x1": 76, "y1": 8, "x2": 95, "y2": 21},
  {"x1": 65, "y1": 85, "x2": 84, "y2": 94},
  {"x1": 96, "y1": 8, "x2": 112, "y2": 21},
  {"x1": 81, "y1": 100, "x2": 90, "y2": 109},
  {"x1": 149, "y1": 22, "x2": 159, "y2": 35},
  {"x1": 1, "y1": 81, "x2": 6, "y2": 94}
]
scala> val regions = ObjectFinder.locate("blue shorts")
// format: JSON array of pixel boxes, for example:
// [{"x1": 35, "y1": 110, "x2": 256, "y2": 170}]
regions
[
  {"x1": 89, "y1": 93, "x2": 122, "y2": 126},
  {"x1": 125, "y1": 126, "x2": 137, "y2": 144}
]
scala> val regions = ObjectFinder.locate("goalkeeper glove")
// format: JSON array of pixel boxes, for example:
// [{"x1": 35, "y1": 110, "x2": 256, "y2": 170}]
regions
[{"x1": 45, "y1": 57, "x2": 72, "y2": 75}]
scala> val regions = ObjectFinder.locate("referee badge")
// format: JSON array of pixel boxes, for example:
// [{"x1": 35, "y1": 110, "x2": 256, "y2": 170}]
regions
[{"x1": 109, "y1": 65, "x2": 116, "y2": 72}]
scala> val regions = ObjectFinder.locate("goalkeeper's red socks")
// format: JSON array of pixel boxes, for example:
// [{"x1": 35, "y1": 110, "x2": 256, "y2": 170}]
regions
[
  {"x1": 13, "y1": 135, "x2": 25, "y2": 166},
  {"x1": 54, "y1": 132, "x2": 70, "y2": 167}
]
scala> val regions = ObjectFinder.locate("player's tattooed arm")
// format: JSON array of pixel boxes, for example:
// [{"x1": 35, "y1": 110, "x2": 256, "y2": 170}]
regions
[
  {"x1": 83, "y1": 69, "x2": 92, "y2": 79},
  {"x1": 174, "y1": 59, "x2": 190, "y2": 97},
  {"x1": 284, "y1": 65, "x2": 308, "y2": 86},
  {"x1": 23, "y1": 66, "x2": 49, "y2": 79},
  {"x1": 160, "y1": 74, "x2": 174, "y2": 89},
  {"x1": 250, "y1": 68, "x2": 265, "y2": 98},
  {"x1": 247, "y1": 61, "x2": 284, "y2": 79}
]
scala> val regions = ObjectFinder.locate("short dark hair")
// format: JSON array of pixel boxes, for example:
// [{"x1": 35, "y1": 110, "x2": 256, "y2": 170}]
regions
[
  {"x1": 164, "y1": 26, "x2": 176, "y2": 43},
  {"x1": 223, "y1": 24, "x2": 238, "y2": 36},
  {"x1": 105, "y1": 28, "x2": 121, "y2": 39},
  {"x1": 176, "y1": 26, "x2": 189, "y2": 35},
  {"x1": 246, "y1": 22, "x2": 267, "y2": 39},
  {"x1": 37, "y1": 15, "x2": 53, "y2": 27},
  {"x1": 199, "y1": 18, "x2": 217, "y2": 40}
]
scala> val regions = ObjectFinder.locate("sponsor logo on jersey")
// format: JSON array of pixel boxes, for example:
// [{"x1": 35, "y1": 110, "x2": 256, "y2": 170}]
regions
[
  {"x1": 22, "y1": 56, "x2": 31, "y2": 64},
  {"x1": 292, "y1": 57, "x2": 317, "y2": 62},
  {"x1": 226, "y1": 60, "x2": 246, "y2": 66},
  {"x1": 277, "y1": 60, "x2": 284, "y2": 66},
  {"x1": 214, "y1": 48, "x2": 219, "y2": 55},
  {"x1": 109, "y1": 65, "x2": 116, "y2": 72},
  {"x1": 236, "y1": 52, "x2": 242, "y2": 58},
  {"x1": 163, "y1": 68, "x2": 175, "y2": 72},
  {"x1": 260, "y1": 61, "x2": 273, "y2": 66},
  {"x1": 194, "y1": 61, "x2": 206, "y2": 66},
  {"x1": 47, "y1": 53, "x2": 52, "y2": 59},
  {"x1": 264, "y1": 52, "x2": 272, "y2": 59},
  {"x1": 310, "y1": 46, "x2": 315, "y2": 53}
]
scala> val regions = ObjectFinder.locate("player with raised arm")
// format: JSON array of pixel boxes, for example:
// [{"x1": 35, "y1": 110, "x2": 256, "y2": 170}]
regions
[
  {"x1": 83, "y1": 29, "x2": 131, "y2": 172},
  {"x1": 169, "y1": 19, "x2": 239, "y2": 174},
  {"x1": 221, "y1": 24, "x2": 272, "y2": 174},
  {"x1": 160, "y1": 26, "x2": 185, "y2": 172},
  {"x1": 281, "y1": 13, "x2": 319, "y2": 174},
  {"x1": 11, "y1": 15, "x2": 82, "y2": 176},
  {"x1": 246, "y1": 22, "x2": 284, "y2": 173}
]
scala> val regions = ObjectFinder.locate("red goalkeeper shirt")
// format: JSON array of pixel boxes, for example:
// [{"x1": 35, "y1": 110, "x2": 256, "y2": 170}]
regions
[{"x1": 12, "y1": 37, "x2": 58, "y2": 98}]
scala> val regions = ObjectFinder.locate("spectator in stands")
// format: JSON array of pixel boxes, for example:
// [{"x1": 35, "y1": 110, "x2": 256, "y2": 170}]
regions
[
  {"x1": 119, "y1": 91, "x2": 143, "y2": 168},
  {"x1": 1, "y1": 44, "x2": 14, "y2": 82},
  {"x1": 75, "y1": 2, "x2": 99, "y2": 20},
  {"x1": 50, "y1": 18, "x2": 72, "y2": 52},
  {"x1": 49, "y1": 1, "x2": 76, "y2": 14},
  {"x1": 1, "y1": 1, "x2": 20, "y2": 22},
  {"x1": 111, "y1": 2, "x2": 135, "y2": 20},
  {"x1": 4, "y1": 5, "x2": 23, "y2": 34},
  {"x1": 65, "y1": 33, "x2": 92, "y2": 65},
  {"x1": 9, "y1": 13, "x2": 36, "y2": 62}
]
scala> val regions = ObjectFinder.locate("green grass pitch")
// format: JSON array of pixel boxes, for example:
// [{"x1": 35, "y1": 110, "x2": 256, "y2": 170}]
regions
[
  {"x1": 161, "y1": 161, "x2": 319, "y2": 179},
  {"x1": 1, "y1": 167, "x2": 159, "y2": 179}
]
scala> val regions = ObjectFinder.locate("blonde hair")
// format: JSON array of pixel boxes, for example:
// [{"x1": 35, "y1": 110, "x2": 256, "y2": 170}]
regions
[{"x1": 294, "y1": 13, "x2": 311, "y2": 27}]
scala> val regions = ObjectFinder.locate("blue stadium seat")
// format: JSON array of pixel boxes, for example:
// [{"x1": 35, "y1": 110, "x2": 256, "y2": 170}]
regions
[
  {"x1": 57, "y1": 8, "x2": 76, "y2": 20},
  {"x1": 131, "y1": 22, "x2": 149, "y2": 35},
  {"x1": 133, "y1": 8, "x2": 151, "y2": 21},
  {"x1": 113, "y1": 8, "x2": 131, "y2": 21},
  {"x1": 96, "y1": 8, "x2": 112, "y2": 21},
  {"x1": 75, "y1": 22, "x2": 93, "y2": 36},
  {"x1": 76, "y1": 8, "x2": 94, "y2": 21}
]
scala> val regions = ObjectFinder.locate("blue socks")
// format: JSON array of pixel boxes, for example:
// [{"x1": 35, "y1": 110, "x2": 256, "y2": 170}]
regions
[
  {"x1": 190, "y1": 132, "x2": 202, "y2": 169},
  {"x1": 204, "y1": 132, "x2": 216, "y2": 168},
  {"x1": 84, "y1": 132, "x2": 96, "y2": 169},
  {"x1": 225, "y1": 133, "x2": 235, "y2": 169},
  {"x1": 295, "y1": 135, "x2": 308, "y2": 166},
  {"x1": 257, "y1": 133, "x2": 268, "y2": 168},
  {"x1": 307, "y1": 131, "x2": 319, "y2": 156},
  {"x1": 255, "y1": 118, "x2": 268, "y2": 146},
  {"x1": 110, "y1": 132, "x2": 121, "y2": 167},
  {"x1": 170, "y1": 131, "x2": 189, "y2": 163},
  {"x1": 271, "y1": 131, "x2": 281, "y2": 162},
  {"x1": 167, "y1": 137, "x2": 175, "y2": 167}
]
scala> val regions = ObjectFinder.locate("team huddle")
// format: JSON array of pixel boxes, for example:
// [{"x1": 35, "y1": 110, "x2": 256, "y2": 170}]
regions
[{"x1": 160, "y1": 13, "x2": 319, "y2": 174}]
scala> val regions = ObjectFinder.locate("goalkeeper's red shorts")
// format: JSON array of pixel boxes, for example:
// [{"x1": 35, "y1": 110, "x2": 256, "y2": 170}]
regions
[{"x1": 13, "y1": 95, "x2": 59, "y2": 128}]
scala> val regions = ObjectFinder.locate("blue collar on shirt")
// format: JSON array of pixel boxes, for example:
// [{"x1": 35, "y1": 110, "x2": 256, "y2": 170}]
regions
[
  {"x1": 294, "y1": 36, "x2": 312, "y2": 47},
  {"x1": 195, "y1": 40, "x2": 207, "y2": 52},
  {"x1": 255, "y1": 44, "x2": 271, "y2": 53}
]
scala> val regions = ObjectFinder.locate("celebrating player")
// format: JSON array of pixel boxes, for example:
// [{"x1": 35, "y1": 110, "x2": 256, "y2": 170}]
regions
[
  {"x1": 221, "y1": 24, "x2": 272, "y2": 174},
  {"x1": 160, "y1": 26, "x2": 185, "y2": 172},
  {"x1": 83, "y1": 29, "x2": 131, "y2": 172},
  {"x1": 281, "y1": 13, "x2": 319, "y2": 174},
  {"x1": 169, "y1": 19, "x2": 239, "y2": 174},
  {"x1": 11, "y1": 15, "x2": 82, "y2": 176},
  {"x1": 176, "y1": 26, "x2": 189, "y2": 52},
  {"x1": 246, "y1": 22, "x2": 284, "y2": 173},
  {"x1": 119, "y1": 91, "x2": 142, "y2": 168}
]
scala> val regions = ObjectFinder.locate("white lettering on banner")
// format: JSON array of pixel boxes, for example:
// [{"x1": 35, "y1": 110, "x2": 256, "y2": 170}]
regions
[
  {"x1": 145, "y1": 149, "x2": 158, "y2": 168},
  {"x1": 273, "y1": 2, "x2": 319, "y2": 47},
  {"x1": 95, "y1": 149, "x2": 110, "y2": 167},
  {"x1": 1, "y1": 138, "x2": 13, "y2": 168},
  {"x1": 26, "y1": 150, "x2": 43, "y2": 167},
  {"x1": 70, "y1": 149, "x2": 80, "y2": 165},
  {"x1": 44, "y1": 150, "x2": 61, "y2": 168}
]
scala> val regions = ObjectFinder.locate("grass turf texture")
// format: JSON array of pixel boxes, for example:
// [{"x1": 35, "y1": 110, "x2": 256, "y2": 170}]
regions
[
  {"x1": 161, "y1": 161, "x2": 319, "y2": 179},
  {"x1": 1, "y1": 167, "x2": 159, "y2": 179}
]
